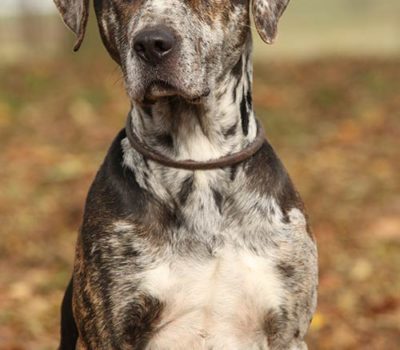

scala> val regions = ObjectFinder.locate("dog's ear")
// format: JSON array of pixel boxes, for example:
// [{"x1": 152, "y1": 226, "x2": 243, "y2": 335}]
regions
[
  {"x1": 53, "y1": 0, "x2": 90, "y2": 51},
  {"x1": 252, "y1": 0, "x2": 290, "y2": 44}
]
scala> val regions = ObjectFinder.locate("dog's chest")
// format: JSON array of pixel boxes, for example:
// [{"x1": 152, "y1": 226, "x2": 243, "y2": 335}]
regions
[{"x1": 141, "y1": 248, "x2": 283, "y2": 349}]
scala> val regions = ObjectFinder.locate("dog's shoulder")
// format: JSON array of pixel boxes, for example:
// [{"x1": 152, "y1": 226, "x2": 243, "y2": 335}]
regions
[
  {"x1": 78, "y1": 129, "x2": 171, "y2": 252},
  {"x1": 77, "y1": 130, "x2": 152, "y2": 253},
  {"x1": 85, "y1": 129, "x2": 146, "y2": 219},
  {"x1": 247, "y1": 140, "x2": 306, "y2": 213}
]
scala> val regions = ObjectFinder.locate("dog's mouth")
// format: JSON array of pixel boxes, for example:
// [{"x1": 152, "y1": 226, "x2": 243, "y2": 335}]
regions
[
  {"x1": 144, "y1": 80, "x2": 179, "y2": 100},
  {"x1": 142, "y1": 80, "x2": 210, "y2": 104}
]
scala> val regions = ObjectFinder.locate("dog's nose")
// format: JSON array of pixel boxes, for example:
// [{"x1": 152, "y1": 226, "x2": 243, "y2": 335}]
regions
[{"x1": 133, "y1": 27, "x2": 176, "y2": 65}]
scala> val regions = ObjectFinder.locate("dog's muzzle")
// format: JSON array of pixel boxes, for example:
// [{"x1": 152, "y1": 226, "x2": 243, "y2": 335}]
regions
[
  {"x1": 133, "y1": 25, "x2": 183, "y2": 101},
  {"x1": 130, "y1": 25, "x2": 209, "y2": 103}
]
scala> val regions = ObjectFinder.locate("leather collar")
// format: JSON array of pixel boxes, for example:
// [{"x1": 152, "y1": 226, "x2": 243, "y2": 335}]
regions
[{"x1": 125, "y1": 113, "x2": 265, "y2": 170}]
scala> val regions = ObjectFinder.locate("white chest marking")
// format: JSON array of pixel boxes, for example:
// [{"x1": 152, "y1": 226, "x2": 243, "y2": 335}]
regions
[{"x1": 141, "y1": 248, "x2": 284, "y2": 349}]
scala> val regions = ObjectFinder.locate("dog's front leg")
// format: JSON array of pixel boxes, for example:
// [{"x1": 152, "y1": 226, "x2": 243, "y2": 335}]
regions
[{"x1": 59, "y1": 278, "x2": 78, "y2": 350}]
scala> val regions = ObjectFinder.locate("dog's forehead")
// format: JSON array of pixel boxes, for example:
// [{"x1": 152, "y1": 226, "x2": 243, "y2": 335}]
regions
[
  {"x1": 187, "y1": 0, "x2": 249, "y2": 24},
  {"x1": 97, "y1": 0, "x2": 249, "y2": 21}
]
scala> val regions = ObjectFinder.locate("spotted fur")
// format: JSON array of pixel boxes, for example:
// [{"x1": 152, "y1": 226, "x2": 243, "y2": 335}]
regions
[{"x1": 55, "y1": 0, "x2": 318, "y2": 349}]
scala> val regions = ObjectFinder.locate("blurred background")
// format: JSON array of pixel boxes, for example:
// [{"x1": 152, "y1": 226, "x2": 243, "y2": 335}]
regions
[{"x1": 0, "y1": 0, "x2": 399, "y2": 349}]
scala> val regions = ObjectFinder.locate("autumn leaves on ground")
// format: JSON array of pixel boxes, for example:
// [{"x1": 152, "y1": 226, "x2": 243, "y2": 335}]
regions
[{"x1": 0, "y1": 53, "x2": 399, "y2": 349}]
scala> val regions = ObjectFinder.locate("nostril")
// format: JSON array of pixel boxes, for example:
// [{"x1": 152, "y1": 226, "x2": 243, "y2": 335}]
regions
[
  {"x1": 134, "y1": 42, "x2": 146, "y2": 55},
  {"x1": 154, "y1": 39, "x2": 172, "y2": 54}
]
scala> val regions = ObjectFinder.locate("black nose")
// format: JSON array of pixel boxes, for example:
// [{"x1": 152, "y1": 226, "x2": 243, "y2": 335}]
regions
[{"x1": 133, "y1": 26, "x2": 176, "y2": 65}]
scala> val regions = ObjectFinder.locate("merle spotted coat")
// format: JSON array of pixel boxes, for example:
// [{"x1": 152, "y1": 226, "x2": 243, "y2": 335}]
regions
[{"x1": 54, "y1": 0, "x2": 318, "y2": 349}]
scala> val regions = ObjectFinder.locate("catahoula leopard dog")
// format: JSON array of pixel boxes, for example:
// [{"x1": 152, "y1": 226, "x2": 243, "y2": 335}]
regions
[{"x1": 55, "y1": 0, "x2": 318, "y2": 349}]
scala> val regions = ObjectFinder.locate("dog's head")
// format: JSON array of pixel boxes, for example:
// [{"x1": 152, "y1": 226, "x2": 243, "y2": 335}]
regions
[{"x1": 54, "y1": 0, "x2": 290, "y2": 104}]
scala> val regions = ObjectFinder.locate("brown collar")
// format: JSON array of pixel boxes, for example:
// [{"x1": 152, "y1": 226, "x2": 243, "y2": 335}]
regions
[{"x1": 125, "y1": 113, "x2": 265, "y2": 170}]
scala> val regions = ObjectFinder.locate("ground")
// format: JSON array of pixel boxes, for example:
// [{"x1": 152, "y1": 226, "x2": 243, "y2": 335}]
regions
[{"x1": 0, "y1": 53, "x2": 399, "y2": 349}]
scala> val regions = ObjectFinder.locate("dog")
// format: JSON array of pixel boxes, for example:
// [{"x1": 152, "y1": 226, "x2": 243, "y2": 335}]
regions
[{"x1": 55, "y1": 0, "x2": 318, "y2": 349}]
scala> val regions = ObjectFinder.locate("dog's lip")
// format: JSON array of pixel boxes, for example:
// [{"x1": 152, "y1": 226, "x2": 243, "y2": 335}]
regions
[
  {"x1": 142, "y1": 80, "x2": 210, "y2": 104},
  {"x1": 145, "y1": 80, "x2": 178, "y2": 99},
  {"x1": 144, "y1": 81, "x2": 181, "y2": 99}
]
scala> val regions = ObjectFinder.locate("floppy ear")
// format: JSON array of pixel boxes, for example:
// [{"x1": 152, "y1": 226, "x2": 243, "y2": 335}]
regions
[
  {"x1": 53, "y1": 0, "x2": 90, "y2": 51},
  {"x1": 252, "y1": 0, "x2": 290, "y2": 44}
]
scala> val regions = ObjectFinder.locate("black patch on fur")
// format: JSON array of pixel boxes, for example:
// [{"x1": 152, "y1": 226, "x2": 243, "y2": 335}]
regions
[
  {"x1": 178, "y1": 176, "x2": 194, "y2": 205},
  {"x1": 59, "y1": 279, "x2": 78, "y2": 350},
  {"x1": 122, "y1": 245, "x2": 141, "y2": 260},
  {"x1": 155, "y1": 133, "x2": 173, "y2": 149},
  {"x1": 91, "y1": 137, "x2": 147, "y2": 218},
  {"x1": 277, "y1": 262, "x2": 296, "y2": 278},
  {"x1": 263, "y1": 307, "x2": 290, "y2": 346},
  {"x1": 230, "y1": 165, "x2": 238, "y2": 181},
  {"x1": 282, "y1": 212, "x2": 291, "y2": 223},
  {"x1": 103, "y1": 130, "x2": 146, "y2": 207},
  {"x1": 212, "y1": 188, "x2": 223, "y2": 214},
  {"x1": 142, "y1": 169, "x2": 150, "y2": 189},
  {"x1": 240, "y1": 88, "x2": 249, "y2": 135},
  {"x1": 245, "y1": 142, "x2": 309, "y2": 236},
  {"x1": 166, "y1": 207, "x2": 185, "y2": 230},
  {"x1": 123, "y1": 295, "x2": 164, "y2": 349},
  {"x1": 142, "y1": 157, "x2": 149, "y2": 170},
  {"x1": 232, "y1": 56, "x2": 243, "y2": 102},
  {"x1": 246, "y1": 89, "x2": 252, "y2": 111},
  {"x1": 294, "y1": 328, "x2": 300, "y2": 338},
  {"x1": 270, "y1": 206, "x2": 275, "y2": 215},
  {"x1": 222, "y1": 122, "x2": 237, "y2": 138},
  {"x1": 142, "y1": 105, "x2": 153, "y2": 118},
  {"x1": 232, "y1": 55, "x2": 243, "y2": 79}
]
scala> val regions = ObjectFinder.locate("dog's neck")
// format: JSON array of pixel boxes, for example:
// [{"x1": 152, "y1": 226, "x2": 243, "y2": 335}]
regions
[
  {"x1": 126, "y1": 47, "x2": 257, "y2": 163},
  {"x1": 122, "y1": 43, "x2": 259, "y2": 222}
]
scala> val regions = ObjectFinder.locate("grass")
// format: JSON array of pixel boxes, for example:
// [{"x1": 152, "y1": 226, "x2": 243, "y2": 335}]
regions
[{"x1": 0, "y1": 54, "x2": 399, "y2": 349}]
